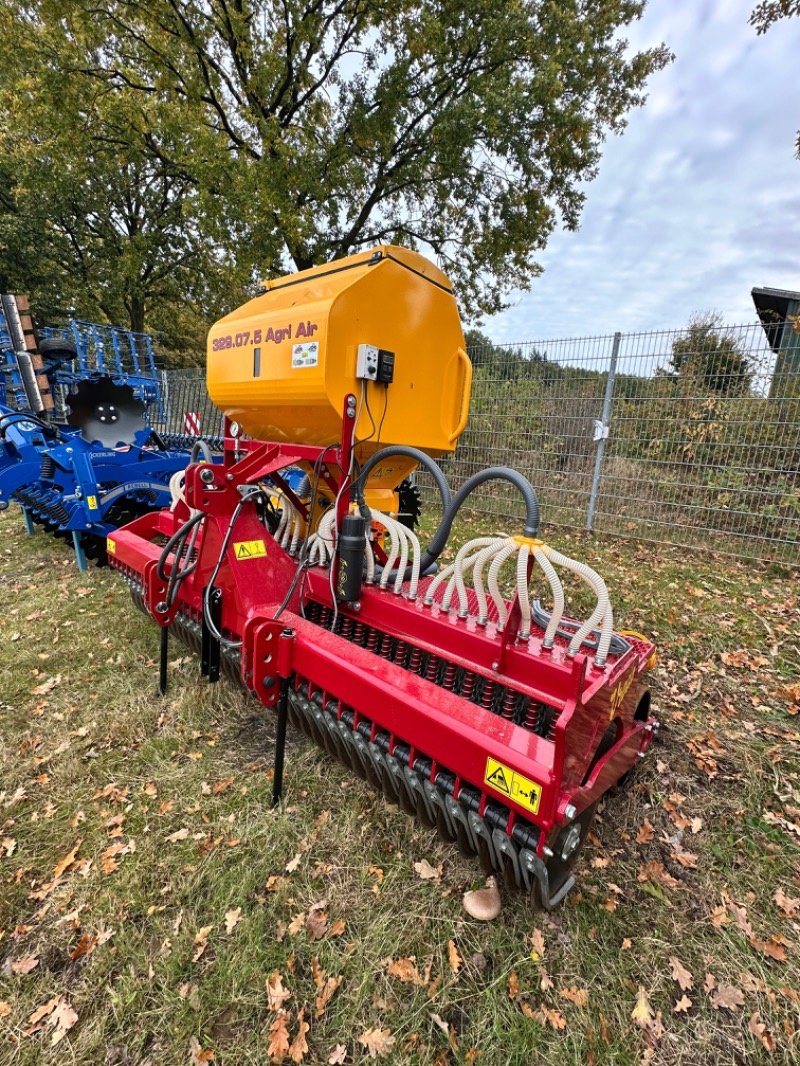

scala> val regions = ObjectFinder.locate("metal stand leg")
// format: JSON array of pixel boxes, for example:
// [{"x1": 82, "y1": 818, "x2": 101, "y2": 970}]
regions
[
  {"x1": 159, "y1": 626, "x2": 169, "y2": 696},
  {"x1": 71, "y1": 531, "x2": 88, "y2": 571},
  {"x1": 22, "y1": 508, "x2": 35, "y2": 535},
  {"x1": 271, "y1": 675, "x2": 290, "y2": 808}
]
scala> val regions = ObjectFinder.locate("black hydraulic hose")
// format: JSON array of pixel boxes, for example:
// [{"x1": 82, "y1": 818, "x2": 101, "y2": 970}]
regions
[
  {"x1": 375, "y1": 465, "x2": 540, "y2": 583},
  {"x1": 353, "y1": 446, "x2": 452, "y2": 511},
  {"x1": 157, "y1": 510, "x2": 205, "y2": 581},
  {"x1": 0, "y1": 412, "x2": 62, "y2": 441}
]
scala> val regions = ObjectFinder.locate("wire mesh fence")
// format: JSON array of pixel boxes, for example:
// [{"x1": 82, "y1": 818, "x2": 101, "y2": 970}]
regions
[
  {"x1": 449, "y1": 319, "x2": 800, "y2": 563},
  {"x1": 155, "y1": 316, "x2": 800, "y2": 563}
]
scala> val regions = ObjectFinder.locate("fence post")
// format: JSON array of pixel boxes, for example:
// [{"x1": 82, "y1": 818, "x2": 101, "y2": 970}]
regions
[{"x1": 586, "y1": 331, "x2": 620, "y2": 532}]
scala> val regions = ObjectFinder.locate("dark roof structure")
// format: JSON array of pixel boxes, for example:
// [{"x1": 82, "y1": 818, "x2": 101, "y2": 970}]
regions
[{"x1": 752, "y1": 286, "x2": 800, "y2": 354}]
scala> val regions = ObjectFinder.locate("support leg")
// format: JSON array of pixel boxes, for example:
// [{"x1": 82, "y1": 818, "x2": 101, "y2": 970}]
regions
[
  {"x1": 271, "y1": 675, "x2": 290, "y2": 808},
  {"x1": 71, "y1": 531, "x2": 88, "y2": 571},
  {"x1": 22, "y1": 508, "x2": 35, "y2": 535},
  {"x1": 159, "y1": 626, "x2": 169, "y2": 696}
]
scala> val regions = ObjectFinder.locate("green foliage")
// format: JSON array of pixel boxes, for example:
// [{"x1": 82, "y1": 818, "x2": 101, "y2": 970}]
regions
[
  {"x1": 0, "y1": 1, "x2": 670, "y2": 347},
  {"x1": 750, "y1": 1, "x2": 800, "y2": 157},
  {"x1": 668, "y1": 313, "x2": 753, "y2": 396}
]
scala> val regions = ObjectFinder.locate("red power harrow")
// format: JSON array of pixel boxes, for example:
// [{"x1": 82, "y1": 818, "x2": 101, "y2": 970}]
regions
[{"x1": 109, "y1": 414, "x2": 658, "y2": 909}]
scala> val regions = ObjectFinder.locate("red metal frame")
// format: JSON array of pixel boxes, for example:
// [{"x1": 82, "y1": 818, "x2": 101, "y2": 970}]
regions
[{"x1": 109, "y1": 421, "x2": 656, "y2": 859}]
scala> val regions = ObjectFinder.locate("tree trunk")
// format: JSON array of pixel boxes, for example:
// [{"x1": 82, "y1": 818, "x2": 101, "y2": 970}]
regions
[{"x1": 128, "y1": 295, "x2": 146, "y2": 334}]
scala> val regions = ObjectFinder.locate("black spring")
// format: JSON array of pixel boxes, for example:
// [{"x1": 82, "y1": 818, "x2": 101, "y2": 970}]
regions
[
  {"x1": 481, "y1": 679, "x2": 496, "y2": 709},
  {"x1": 366, "y1": 627, "x2": 379, "y2": 652},
  {"x1": 340, "y1": 617, "x2": 354, "y2": 640},
  {"x1": 393, "y1": 640, "x2": 408, "y2": 667},
  {"x1": 379, "y1": 632, "x2": 394, "y2": 659},
  {"x1": 443, "y1": 662, "x2": 457, "y2": 691},
  {"x1": 425, "y1": 655, "x2": 439, "y2": 681},
  {"x1": 39, "y1": 455, "x2": 56, "y2": 479},
  {"x1": 408, "y1": 647, "x2": 422, "y2": 673},
  {"x1": 352, "y1": 621, "x2": 365, "y2": 645}
]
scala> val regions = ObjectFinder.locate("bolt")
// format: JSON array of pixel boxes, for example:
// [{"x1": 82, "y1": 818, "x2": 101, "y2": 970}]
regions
[
  {"x1": 542, "y1": 846, "x2": 554, "y2": 858},
  {"x1": 491, "y1": 660, "x2": 499, "y2": 671},
  {"x1": 226, "y1": 473, "x2": 234, "y2": 481},
  {"x1": 199, "y1": 467, "x2": 215, "y2": 484},
  {"x1": 156, "y1": 601, "x2": 168, "y2": 613},
  {"x1": 564, "y1": 803, "x2": 577, "y2": 820},
  {"x1": 263, "y1": 676, "x2": 276, "y2": 688}
]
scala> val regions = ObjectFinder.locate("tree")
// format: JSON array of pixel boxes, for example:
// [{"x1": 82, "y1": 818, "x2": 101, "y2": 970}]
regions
[
  {"x1": 0, "y1": 0, "x2": 670, "y2": 337},
  {"x1": 750, "y1": 1, "x2": 800, "y2": 157},
  {"x1": 669, "y1": 314, "x2": 752, "y2": 396}
]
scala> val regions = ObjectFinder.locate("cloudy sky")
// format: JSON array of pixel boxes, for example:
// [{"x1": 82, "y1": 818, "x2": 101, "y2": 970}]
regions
[{"x1": 485, "y1": 0, "x2": 800, "y2": 343}]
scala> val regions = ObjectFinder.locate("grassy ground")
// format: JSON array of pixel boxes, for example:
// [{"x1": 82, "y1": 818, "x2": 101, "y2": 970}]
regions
[{"x1": 1, "y1": 507, "x2": 799, "y2": 1065}]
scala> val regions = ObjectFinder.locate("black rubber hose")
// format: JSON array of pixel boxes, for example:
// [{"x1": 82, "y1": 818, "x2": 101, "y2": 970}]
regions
[
  {"x1": 376, "y1": 465, "x2": 540, "y2": 583},
  {"x1": 0, "y1": 412, "x2": 62, "y2": 441},
  {"x1": 157, "y1": 510, "x2": 205, "y2": 581},
  {"x1": 353, "y1": 446, "x2": 452, "y2": 510}
]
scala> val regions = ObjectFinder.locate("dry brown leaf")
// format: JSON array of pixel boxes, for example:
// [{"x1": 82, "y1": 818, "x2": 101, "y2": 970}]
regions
[
  {"x1": 315, "y1": 975, "x2": 342, "y2": 1017},
  {"x1": 305, "y1": 909, "x2": 329, "y2": 940},
  {"x1": 11, "y1": 954, "x2": 39, "y2": 976},
  {"x1": 710, "y1": 984, "x2": 745, "y2": 1011},
  {"x1": 413, "y1": 859, "x2": 441, "y2": 881},
  {"x1": 669, "y1": 956, "x2": 694, "y2": 992},
  {"x1": 674, "y1": 995, "x2": 693, "y2": 1014},
  {"x1": 192, "y1": 925, "x2": 213, "y2": 962},
  {"x1": 285, "y1": 852, "x2": 302, "y2": 873},
  {"x1": 748, "y1": 935, "x2": 788, "y2": 962},
  {"x1": 530, "y1": 1005, "x2": 567, "y2": 1030},
  {"x1": 267, "y1": 972, "x2": 292, "y2": 1011},
  {"x1": 539, "y1": 966, "x2": 554, "y2": 992},
  {"x1": 387, "y1": 957, "x2": 423, "y2": 985},
  {"x1": 49, "y1": 998, "x2": 78, "y2": 1045},
  {"x1": 143, "y1": 782, "x2": 158, "y2": 797},
  {"x1": 288, "y1": 1008, "x2": 309, "y2": 1063},
  {"x1": 224, "y1": 908, "x2": 242, "y2": 934},
  {"x1": 635, "y1": 819, "x2": 655, "y2": 843},
  {"x1": 529, "y1": 928, "x2": 545, "y2": 960},
  {"x1": 32, "y1": 675, "x2": 60, "y2": 696},
  {"x1": 53, "y1": 839, "x2": 81, "y2": 878},
  {"x1": 287, "y1": 912, "x2": 305, "y2": 936},
  {"x1": 267, "y1": 1011, "x2": 291, "y2": 1062},
  {"x1": 447, "y1": 940, "x2": 462, "y2": 974},
  {"x1": 560, "y1": 985, "x2": 589, "y2": 1007},
  {"x1": 507, "y1": 971, "x2": 520, "y2": 999},
  {"x1": 774, "y1": 887, "x2": 799, "y2": 918},
  {"x1": 0, "y1": 1002, "x2": 12, "y2": 1018},
  {"x1": 189, "y1": 1036, "x2": 216, "y2": 1064},
  {"x1": 748, "y1": 1011, "x2": 775, "y2": 1053},
  {"x1": 326, "y1": 918, "x2": 346, "y2": 938},
  {"x1": 166, "y1": 827, "x2": 190, "y2": 843},
  {"x1": 327, "y1": 1044, "x2": 347, "y2": 1064},
  {"x1": 358, "y1": 1027, "x2": 396, "y2": 1059},
  {"x1": 70, "y1": 932, "x2": 99, "y2": 960},
  {"x1": 631, "y1": 987, "x2": 653, "y2": 1028}
]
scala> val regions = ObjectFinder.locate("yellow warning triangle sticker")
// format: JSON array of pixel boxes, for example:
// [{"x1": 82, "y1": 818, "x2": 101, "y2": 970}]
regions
[
  {"x1": 485, "y1": 760, "x2": 511, "y2": 795},
  {"x1": 236, "y1": 543, "x2": 252, "y2": 558}
]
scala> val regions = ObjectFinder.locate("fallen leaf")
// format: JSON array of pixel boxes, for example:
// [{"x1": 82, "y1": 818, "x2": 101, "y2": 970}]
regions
[
  {"x1": 267, "y1": 1011, "x2": 291, "y2": 1062},
  {"x1": 387, "y1": 958, "x2": 423, "y2": 985},
  {"x1": 32, "y1": 675, "x2": 60, "y2": 696},
  {"x1": 305, "y1": 909, "x2": 329, "y2": 940},
  {"x1": 53, "y1": 839, "x2": 81, "y2": 878},
  {"x1": 193, "y1": 925, "x2": 213, "y2": 962},
  {"x1": 0, "y1": 1001, "x2": 12, "y2": 1018},
  {"x1": 447, "y1": 940, "x2": 462, "y2": 974},
  {"x1": 11, "y1": 954, "x2": 39, "y2": 976},
  {"x1": 267, "y1": 973, "x2": 292, "y2": 1011},
  {"x1": 315, "y1": 975, "x2": 342, "y2": 1017},
  {"x1": 26, "y1": 994, "x2": 60, "y2": 1032},
  {"x1": 710, "y1": 985, "x2": 745, "y2": 1011},
  {"x1": 560, "y1": 985, "x2": 589, "y2": 1007},
  {"x1": 748, "y1": 1010, "x2": 775, "y2": 1053},
  {"x1": 674, "y1": 995, "x2": 693, "y2": 1013},
  {"x1": 189, "y1": 1036, "x2": 216, "y2": 1064},
  {"x1": 358, "y1": 1027, "x2": 396, "y2": 1059},
  {"x1": 166, "y1": 827, "x2": 190, "y2": 843},
  {"x1": 224, "y1": 908, "x2": 242, "y2": 934},
  {"x1": 635, "y1": 819, "x2": 654, "y2": 843},
  {"x1": 631, "y1": 987, "x2": 653, "y2": 1028},
  {"x1": 327, "y1": 1044, "x2": 347, "y2": 1064},
  {"x1": 289, "y1": 1008, "x2": 309, "y2": 1063},
  {"x1": 70, "y1": 932, "x2": 99, "y2": 960},
  {"x1": 326, "y1": 918, "x2": 346, "y2": 938},
  {"x1": 413, "y1": 859, "x2": 441, "y2": 881},
  {"x1": 669, "y1": 956, "x2": 694, "y2": 992},
  {"x1": 774, "y1": 887, "x2": 799, "y2": 918},
  {"x1": 748, "y1": 935, "x2": 788, "y2": 962},
  {"x1": 507, "y1": 971, "x2": 520, "y2": 999},
  {"x1": 49, "y1": 998, "x2": 78, "y2": 1045},
  {"x1": 530, "y1": 1005, "x2": 567, "y2": 1030},
  {"x1": 286, "y1": 853, "x2": 302, "y2": 873},
  {"x1": 529, "y1": 928, "x2": 546, "y2": 960}
]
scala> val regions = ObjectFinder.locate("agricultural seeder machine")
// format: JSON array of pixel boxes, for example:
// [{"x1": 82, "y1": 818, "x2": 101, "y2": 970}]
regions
[
  {"x1": 0, "y1": 295, "x2": 216, "y2": 568},
  {"x1": 108, "y1": 247, "x2": 659, "y2": 906}
]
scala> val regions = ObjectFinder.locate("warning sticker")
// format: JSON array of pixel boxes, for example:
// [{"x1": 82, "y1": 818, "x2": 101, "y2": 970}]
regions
[
  {"x1": 87, "y1": 495, "x2": 98, "y2": 510},
  {"x1": 233, "y1": 539, "x2": 267, "y2": 560},
  {"x1": 484, "y1": 758, "x2": 542, "y2": 815},
  {"x1": 106, "y1": 538, "x2": 116, "y2": 555}
]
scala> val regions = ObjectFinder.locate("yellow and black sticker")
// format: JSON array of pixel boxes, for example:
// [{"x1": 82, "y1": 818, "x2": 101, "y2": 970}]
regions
[
  {"x1": 106, "y1": 538, "x2": 116, "y2": 554},
  {"x1": 233, "y1": 539, "x2": 267, "y2": 561},
  {"x1": 484, "y1": 757, "x2": 542, "y2": 815},
  {"x1": 87, "y1": 495, "x2": 98, "y2": 510}
]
